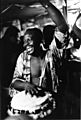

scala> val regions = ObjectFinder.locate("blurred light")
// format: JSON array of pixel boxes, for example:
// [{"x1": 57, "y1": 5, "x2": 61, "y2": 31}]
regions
[
  {"x1": 53, "y1": 0, "x2": 66, "y2": 9},
  {"x1": 30, "y1": 4, "x2": 42, "y2": 8}
]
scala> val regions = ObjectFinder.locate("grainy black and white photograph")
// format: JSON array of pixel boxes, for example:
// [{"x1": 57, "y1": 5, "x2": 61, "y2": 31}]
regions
[{"x1": 0, "y1": 0, "x2": 81, "y2": 120}]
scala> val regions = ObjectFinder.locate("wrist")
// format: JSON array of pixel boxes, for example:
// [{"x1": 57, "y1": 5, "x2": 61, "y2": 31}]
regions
[{"x1": 24, "y1": 82, "x2": 28, "y2": 90}]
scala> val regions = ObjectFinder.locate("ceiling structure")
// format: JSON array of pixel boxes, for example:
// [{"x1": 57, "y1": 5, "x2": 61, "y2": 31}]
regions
[{"x1": 0, "y1": 0, "x2": 80, "y2": 28}]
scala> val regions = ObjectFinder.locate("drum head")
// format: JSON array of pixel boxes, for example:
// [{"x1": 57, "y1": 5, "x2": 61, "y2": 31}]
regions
[{"x1": 9, "y1": 90, "x2": 56, "y2": 119}]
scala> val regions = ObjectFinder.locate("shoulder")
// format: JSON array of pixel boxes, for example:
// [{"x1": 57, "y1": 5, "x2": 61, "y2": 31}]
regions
[{"x1": 17, "y1": 50, "x2": 27, "y2": 60}]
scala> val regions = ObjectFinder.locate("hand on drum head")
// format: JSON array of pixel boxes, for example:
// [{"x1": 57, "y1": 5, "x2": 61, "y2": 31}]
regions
[{"x1": 25, "y1": 82, "x2": 38, "y2": 96}]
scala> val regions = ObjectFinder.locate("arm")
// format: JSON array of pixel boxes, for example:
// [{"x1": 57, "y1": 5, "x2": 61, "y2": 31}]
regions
[
  {"x1": 39, "y1": 0, "x2": 69, "y2": 48},
  {"x1": 9, "y1": 53, "x2": 25, "y2": 91},
  {"x1": 10, "y1": 79, "x2": 36, "y2": 95},
  {"x1": 10, "y1": 79, "x2": 28, "y2": 91},
  {"x1": 9, "y1": 52, "x2": 37, "y2": 96},
  {"x1": 39, "y1": 0, "x2": 69, "y2": 34}
]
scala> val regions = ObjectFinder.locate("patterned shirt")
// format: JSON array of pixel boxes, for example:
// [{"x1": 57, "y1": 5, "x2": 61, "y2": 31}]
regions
[{"x1": 9, "y1": 47, "x2": 62, "y2": 97}]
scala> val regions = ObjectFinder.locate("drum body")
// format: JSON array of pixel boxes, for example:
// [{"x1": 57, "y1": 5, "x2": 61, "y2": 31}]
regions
[{"x1": 8, "y1": 88, "x2": 56, "y2": 119}]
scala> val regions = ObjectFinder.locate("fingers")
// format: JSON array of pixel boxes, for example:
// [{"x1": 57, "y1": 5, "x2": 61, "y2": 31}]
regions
[
  {"x1": 25, "y1": 85, "x2": 38, "y2": 96},
  {"x1": 25, "y1": 87, "x2": 28, "y2": 94},
  {"x1": 30, "y1": 87, "x2": 38, "y2": 96}
]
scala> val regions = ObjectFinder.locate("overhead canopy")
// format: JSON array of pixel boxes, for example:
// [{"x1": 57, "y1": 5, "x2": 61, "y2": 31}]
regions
[
  {"x1": 0, "y1": 0, "x2": 80, "y2": 27},
  {"x1": 0, "y1": 0, "x2": 39, "y2": 12},
  {"x1": 0, "y1": 0, "x2": 66, "y2": 25},
  {"x1": 0, "y1": 5, "x2": 47, "y2": 21}
]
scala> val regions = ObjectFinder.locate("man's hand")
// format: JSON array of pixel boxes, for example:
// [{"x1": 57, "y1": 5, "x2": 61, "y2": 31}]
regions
[{"x1": 25, "y1": 82, "x2": 38, "y2": 96}]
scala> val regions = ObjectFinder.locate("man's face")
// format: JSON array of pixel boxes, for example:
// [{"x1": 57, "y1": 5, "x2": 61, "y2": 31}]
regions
[{"x1": 23, "y1": 34, "x2": 34, "y2": 54}]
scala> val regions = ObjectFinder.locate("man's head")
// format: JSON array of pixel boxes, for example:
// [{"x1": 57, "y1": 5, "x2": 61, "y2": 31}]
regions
[
  {"x1": 4, "y1": 25, "x2": 20, "y2": 44},
  {"x1": 23, "y1": 28, "x2": 43, "y2": 54},
  {"x1": 43, "y1": 25, "x2": 56, "y2": 49}
]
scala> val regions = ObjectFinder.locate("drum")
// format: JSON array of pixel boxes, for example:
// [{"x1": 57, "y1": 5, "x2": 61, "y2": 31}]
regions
[{"x1": 8, "y1": 88, "x2": 56, "y2": 119}]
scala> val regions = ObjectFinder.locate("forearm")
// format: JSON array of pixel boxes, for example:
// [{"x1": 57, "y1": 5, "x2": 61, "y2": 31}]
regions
[
  {"x1": 39, "y1": 0, "x2": 68, "y2": 34},
  {"x1": 10, "y1": 80, "x2": 28, "y2": 91}
]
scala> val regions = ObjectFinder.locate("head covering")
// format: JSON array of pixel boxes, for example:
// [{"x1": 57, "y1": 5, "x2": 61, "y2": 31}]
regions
[{"x1": 25, "y1": 27, "x2": 43, "y2": 46}]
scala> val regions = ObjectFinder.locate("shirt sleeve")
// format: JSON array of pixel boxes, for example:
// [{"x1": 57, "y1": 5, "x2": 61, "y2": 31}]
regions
[
  {"x1": 12, "y1": 53, "x2": 24, "y2": 83},
  {"x1": 9, "y1": 53, "x2": 24, "y2": 97}
]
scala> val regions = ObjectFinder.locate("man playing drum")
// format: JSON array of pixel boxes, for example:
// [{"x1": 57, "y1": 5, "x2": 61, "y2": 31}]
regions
[{"x1": 8, "y1": 28, "x2": 56, "y2": 119}]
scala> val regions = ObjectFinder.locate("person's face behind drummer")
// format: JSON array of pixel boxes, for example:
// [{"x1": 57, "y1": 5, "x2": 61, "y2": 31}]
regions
[
  {"x1": 23, "y1": 28, "x2": 43, "y2": 55},
  {"x1": 43, "y1": 25, "x2": 56, "y2": 49}
]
